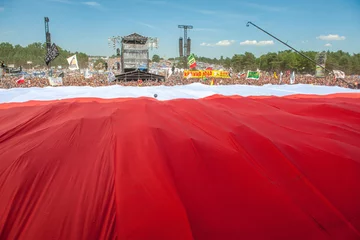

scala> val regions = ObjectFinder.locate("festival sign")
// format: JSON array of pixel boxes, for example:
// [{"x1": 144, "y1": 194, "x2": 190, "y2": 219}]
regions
[
  {"x1": 184, "y1": 70, "x2": 202, "y2": 78},
  {"x1": 246, "y1": 71, "x2": 260, "y2": 80},
  {"x1": 213, "y1": 70, "x2": 230, "y2": 78},
  {"x1": 48, "y1": 77, "x2": 63, "y2": 86},
  {"x1": 183, "y1": 70, "x2": 230, "y2": 79}
]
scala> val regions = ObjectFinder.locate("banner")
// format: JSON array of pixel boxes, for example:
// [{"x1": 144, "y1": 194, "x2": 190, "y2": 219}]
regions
[
  {"x1": 246, "y1": 71, "x2": 260, "y2": 80},
  {"x1": 48, "y1": 77, "x2": 63, "y2": 86},
  {"x1": 183, "y1": 70, "x2": 230, "y2": 79},
  {"x1": 333, "y1": 70, "x2": 345, "y2": 79},
  {"x1": 67, "y1": 55, "x2": 79, "y2": 70}
]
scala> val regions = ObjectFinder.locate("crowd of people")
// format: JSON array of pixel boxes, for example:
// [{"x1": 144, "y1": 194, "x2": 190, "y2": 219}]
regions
[{"x1": 0, "y1": 71, "x2": 359, "y2": 89}]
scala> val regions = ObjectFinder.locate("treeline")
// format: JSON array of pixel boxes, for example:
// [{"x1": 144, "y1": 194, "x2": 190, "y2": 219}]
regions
[
  {"x1": 0, "y1": 42, "x2": 89, "y2": 69},
  {"x1": 2, "y1": 42, "x2": 359, "y2": 74},
  {"x1": 169, "y1": 50, "x2": 360, "y2": 74}
]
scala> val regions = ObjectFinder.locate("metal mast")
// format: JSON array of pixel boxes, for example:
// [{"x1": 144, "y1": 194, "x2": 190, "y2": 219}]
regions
[
  {"x1": 44, "y1": 17, "x2": 51, "y2": 52},
  {"x1": 178, "y1": 25, "x2": 193, "y2": 68}
]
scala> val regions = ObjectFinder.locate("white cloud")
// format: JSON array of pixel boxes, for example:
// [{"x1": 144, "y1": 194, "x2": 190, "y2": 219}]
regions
[
  {"x1": 240, "y1": 40, "x2": 274, "y2": 46},
  {"x1": 316, "y1": 34, "x2": 345, "y2": 41},
  {"x1": 240, "y1": 40, "x2": 257, "y2": 45},
  {"x1": 82, "y1": 1, "x2": 100, "y2": 6},
  {"x1": 301, "y1": 40, "x2": 308, "y2": 44},
  {"x1": 257, "y1": 41, "x2": 274, "y2": 46},
  {"x1": 215, "y1": 40, "x2": 235, "y2": 46},
  {"x1": 200, "y1": 40, "x2": 235, "y2": 47},
  {"x1": 325, "y1": 43, "x2": 332, "y2": 47},
  {"x1": 200, "y1": 42, "x2": 213, "y2": 47}
]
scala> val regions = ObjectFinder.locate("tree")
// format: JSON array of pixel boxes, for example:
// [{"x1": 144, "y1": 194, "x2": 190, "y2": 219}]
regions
[
  {"x1": 223, "y1": 57, "x2": 231, "y2": 69},
  {"x1": 2, "y1": 41, "x2": 360, "y2": 74},
  {"x1": 190, "y1": 50, "x2": 360, "y2": 75},
  {"x1": 76, "y1": 52, "x2": 89, "y2": 69},
  {"x1": 219, "y1": 55, "x2": 224, "y2": 65},
  {"x1": 242, "y1": 52, "x2": 257, "y2": 70},
  {"x1": 231, "y1": 54, "x2": 243, "y2": 72},
  {"x1": 350, "y1": 53, "x2": 360, "y2": 74},
  {"x1": 94, "y1": 59, "x2": 106, "y2": 70},
  {"x1": 0, "y1": 42, "x2": 89, "y2": 69},
  {"x1": 152, "y1": 54, "x2": 160, "y2": 62}
]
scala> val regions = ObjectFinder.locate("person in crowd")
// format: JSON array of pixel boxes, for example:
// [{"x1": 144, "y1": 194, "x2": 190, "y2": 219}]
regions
[{"x1": 0, "y1": 69, "x2": 358, "y2": 89}]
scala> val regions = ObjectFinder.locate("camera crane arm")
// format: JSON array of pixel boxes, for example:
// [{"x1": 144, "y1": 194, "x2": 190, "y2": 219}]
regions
[{"x1": 246, "y1": 21, "x2": 353, "y2": 88}]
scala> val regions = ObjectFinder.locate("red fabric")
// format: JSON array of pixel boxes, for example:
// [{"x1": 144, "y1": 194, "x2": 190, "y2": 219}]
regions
[
  {"x1": 16, "y1": 78, "x2": 25, "y2": 84},
  {"x1": 189, "y1": 62, "x2": 197, "y2": 69},
  {"x1": 0, "y1": 94, "x2": 360, "y2": 240}
]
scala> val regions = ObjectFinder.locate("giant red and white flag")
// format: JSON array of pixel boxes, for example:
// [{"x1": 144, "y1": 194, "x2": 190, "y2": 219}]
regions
[{"x1": 0, "y1": 84, "x2": 360, "y2": 240}]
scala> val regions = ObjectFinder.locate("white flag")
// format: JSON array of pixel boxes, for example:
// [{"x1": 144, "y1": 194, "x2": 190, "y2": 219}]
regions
[
  {"x1": 67, "y1": 55, "x2": 79, "y2": 70},
  {"x1": 290, "y1": 71, "x2": 295, "y2": 84},
  {"x1": 279, "y1": 71, "x2": 283, "y2": 84},
  {"x1": 333, "y1": 70, "x2": 345, "y2": 79},
  {"x1": 107, "y1": 71, "x2": 116, "y2": 83},
  {"x1": 84, "y1": 69, "x2": 92, "y2": 79}
]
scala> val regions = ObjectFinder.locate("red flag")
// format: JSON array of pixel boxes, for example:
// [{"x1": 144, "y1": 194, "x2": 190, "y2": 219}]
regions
[{"x1": 16, "y1": 76, "x2": 25, "y2": 84}]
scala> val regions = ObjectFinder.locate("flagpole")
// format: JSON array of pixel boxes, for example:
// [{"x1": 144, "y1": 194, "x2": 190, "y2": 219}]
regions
[
  {"x1": 48, "y1": 61, "x2": 51, "y2": 77},
  {"x1": 46, "y1": 46, "x2": 50, "y2": 76}
]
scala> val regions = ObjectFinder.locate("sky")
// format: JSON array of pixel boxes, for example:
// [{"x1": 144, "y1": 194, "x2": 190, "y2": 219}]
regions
[{"x1": 0, "y1": 0, "x2": 360, "y2": 58}]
